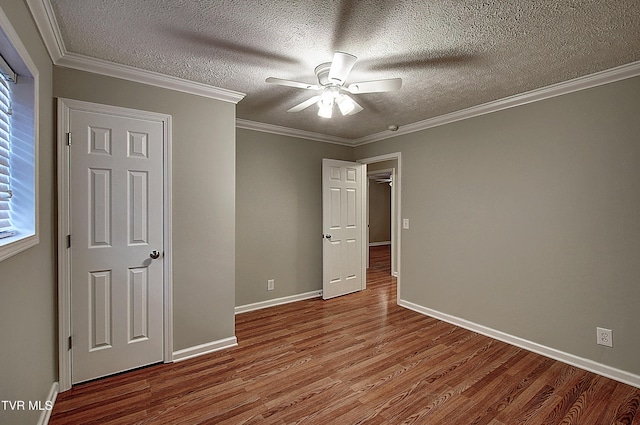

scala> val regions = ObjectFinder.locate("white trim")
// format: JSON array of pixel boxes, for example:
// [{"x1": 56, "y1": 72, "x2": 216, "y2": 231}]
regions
[
  {"x1": 235, "y1": 290, "x2": 323, "y2": 314},
  {"x1": 56, "y1": 100, "x2": 70, "y2": 391},
  {"x1": 0, "y1": 4, "x2": 40, "y2": 262},
  {"x1": 399, "y1": 299, "x2": 640, "y2": 389},
  {"x1": 162, "y1": 114, "x2": 174, "y2": 363},
  {"x1": 360, "y1": 162, "x2": 367, "y2": 291},
  {"x1": 369, "y1": 241, "x2": 391, "y2": 247},
  {"x1": 36, "y1": 381, "x2": 58, "y2": 425},
  {"x1": 172, "y1": 337, "x2": 238, "y2": 362},
  {"x1": 57, "y1": 99, "x2": 173, "y2": 391},
  {"x1": 0, "y1": 234, "x2": 39, "y2": 261},
  {"x1": 241, "y1": 61, "x2": 640, "y2": 146},
  {"x1": 25, "y1": 0, "x2": 640, "y2": 145},
  {"x1": 358, "y1": 153, "x2": 402, "y2": 304},
  {"x1": 25, "y1": 0, "x2": 65, "y2": 62},
  {"x1": 354, "y1": 60, "x2": 640, "y2": 146},
  {"x1": 26, "y1": 0, "x2": 640, "y2": 144},
  {"x1": 390, "y1": 167, "x2": 396, "y2": 276},
  {"x1": 240, "y1": 61, "x2": 640, "y2": 146},
  {"x1": 236, "y1": 119, "x2": 353, "y2": 146},
  {"x1": 25, "y1": 0, "x2": 245, "y2": 104},
  {"x1": 58, "y1": 52, "x2": 245, "y2": 104}
]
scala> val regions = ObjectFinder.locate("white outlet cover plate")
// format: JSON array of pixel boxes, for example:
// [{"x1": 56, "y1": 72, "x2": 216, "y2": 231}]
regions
[{"x1": 596, "y1": 327, "x2": 613, "y2": 347}]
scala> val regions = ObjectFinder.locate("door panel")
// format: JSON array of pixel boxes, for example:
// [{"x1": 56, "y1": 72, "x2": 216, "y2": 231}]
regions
[
  {"x1": 70, "y1": 110, "x2": 164, "y2": 384},
  {"x1": 322, "y1": 159, "x2": 366, "y2": 299},
  {"x1": 89, "y1": 270, "x2": 111, "y2": 350}
]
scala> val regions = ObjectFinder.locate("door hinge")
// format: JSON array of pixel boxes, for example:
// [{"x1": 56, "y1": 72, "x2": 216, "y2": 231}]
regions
[
  {"x1": 66, "y1": 132, "x2": 72, "y2": 146},
  {"x1": 68, "y1": 335, "x2": 72, "y2": 350},
  {"x1": 66, "y1": 234, "x2": 71, "y2": 248}
]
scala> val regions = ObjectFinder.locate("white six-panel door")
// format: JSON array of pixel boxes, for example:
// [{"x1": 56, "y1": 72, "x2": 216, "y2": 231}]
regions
[
  {"x1": 322, "y1": 159, "x2": 366, "y2": 299},
  {"x1": 69, "y1": 108, "x2": 165, "y2": 384}
]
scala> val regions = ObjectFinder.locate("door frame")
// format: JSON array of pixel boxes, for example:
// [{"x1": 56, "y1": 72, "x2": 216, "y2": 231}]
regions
[
  {"x1": 56, "y1": 98, "x2": 173, "y2": 392},
  {"x1": 358, "y1": 152, "x2": 401, "y2": 304}
]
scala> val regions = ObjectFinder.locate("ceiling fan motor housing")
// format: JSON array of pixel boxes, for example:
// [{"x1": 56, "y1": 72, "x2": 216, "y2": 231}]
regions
[{"x1": 314, "y1": 63, "x2": 333, "y2": 86}]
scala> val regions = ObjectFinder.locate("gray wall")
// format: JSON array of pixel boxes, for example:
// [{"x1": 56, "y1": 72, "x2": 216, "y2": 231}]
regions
[
  {"x1": 53, "y1": 67, "x2": 237, "y2": 351},
  {"x1": 355, "y1": 76, "x2": 640, "y2": 376},
  {"x1": 0, "y1": 1, "x2": 56, "y2": 424},
  {"x1": 2, "y1": 5, "x2": 638, "y2": 422},
  {"x1": 368, "y1": 180, "x2": 391, "y2": 244},
  {"x1": 236, "y1": 128, "x2": 353, "y2": 306}
]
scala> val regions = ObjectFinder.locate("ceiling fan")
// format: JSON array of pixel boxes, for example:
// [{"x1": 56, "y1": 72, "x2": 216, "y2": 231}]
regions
[{"x1": 266, "y1": 52, "x2": 402, "y2": 118}]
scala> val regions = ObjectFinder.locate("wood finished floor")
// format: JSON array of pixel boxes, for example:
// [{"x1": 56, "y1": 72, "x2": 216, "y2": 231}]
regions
[{"x1": 51, "y1": 246, "x2": 639, "y2": 424}]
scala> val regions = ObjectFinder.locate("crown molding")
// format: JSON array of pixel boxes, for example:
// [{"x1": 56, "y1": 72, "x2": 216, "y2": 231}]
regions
[
  {"x1": 25, "y1": 0, "x2": 245, "y2": 104},
  {"x1": 353, "y1": 60, "x2": 640, "y2": 146},
  {"x1": 25, "y1": 0, "x2": 640, "y2": 138},
  {"x1": 236, "y1": 119, "x2": 354, "y2": 146},
  {"x1": 58, "y1": 52, "x2": 245, "y2": 104},
  {"x1": 25, "y1": 0, "x2": 65, "y2": 62},
  {"x1": 241, "y1": 60, "x2": 640, "y2": 146}
]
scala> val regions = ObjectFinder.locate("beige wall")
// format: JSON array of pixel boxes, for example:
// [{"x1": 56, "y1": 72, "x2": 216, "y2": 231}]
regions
[
  {"x1": 355, "y1": 76, "x2": 640, "y2": 376},
  {"x1": 236, "y1": 128, "x2": 353, "y2": 306},
  {"x1": 0, "y1": 1, "x2": 56, "y2": 424},
  {"x1": 53, "y1": 67, "x2": 237, "y2": 351}
]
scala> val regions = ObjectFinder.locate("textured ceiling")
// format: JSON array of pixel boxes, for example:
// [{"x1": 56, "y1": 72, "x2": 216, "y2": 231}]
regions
[{"x1": 48, "y1": 0, "x2": 640, "y2": 141}]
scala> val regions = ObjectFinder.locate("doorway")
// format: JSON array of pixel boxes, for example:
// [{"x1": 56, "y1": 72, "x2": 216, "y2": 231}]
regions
[
  {"x1": 367, "y1": 167, "x2": 394, "y2": 274},
  {"x1": 57, "y1": 99, "x2": 174, "y2": 391},
  {"x1": 358, "y1": 153, "x2": 401, "y2": 304}
]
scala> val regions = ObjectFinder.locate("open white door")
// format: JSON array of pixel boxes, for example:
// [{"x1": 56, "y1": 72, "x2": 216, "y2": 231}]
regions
[
  {"x1": 322, "y1": 159, "x2": 366, "y2": 299},
  {"x1": 68, "y1": 106, "x2": 165, "y2": 384}
]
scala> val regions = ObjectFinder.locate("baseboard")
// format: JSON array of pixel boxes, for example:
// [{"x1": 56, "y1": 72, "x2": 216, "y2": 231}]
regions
[
  {"x1": 369, "y1": 241, "x2": 391, "y2": 247},
  {"x1": 37, "y1": 381, "x2": 58, "y2": 425},
  {"x1": 235, "y1": 290, "x2": 323, "y2": 314},
  {"x1": 172, "y1": 336, "x2": 238, "y2": 362},
  {"x1": 399, "y1": 299, "x2": 640, "y2": 389}
]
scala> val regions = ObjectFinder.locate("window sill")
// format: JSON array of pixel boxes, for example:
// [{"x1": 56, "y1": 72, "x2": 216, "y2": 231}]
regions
[{"x1": 0, "y1": 231, "x2": 38, "y2": 262}]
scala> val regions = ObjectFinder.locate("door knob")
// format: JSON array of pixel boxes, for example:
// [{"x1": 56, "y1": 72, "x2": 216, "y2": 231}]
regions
[
  {"x1": 324, "y1": 234, "x2": 332, "y2": 239},
  {"x1": 150, "y1": 250, "x2": 161, "y2": 259}
]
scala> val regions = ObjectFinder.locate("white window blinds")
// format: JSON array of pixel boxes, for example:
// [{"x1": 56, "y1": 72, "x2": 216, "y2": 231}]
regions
[{"x1": 0, "y1": 77, "x2": 11, "y2": 231}]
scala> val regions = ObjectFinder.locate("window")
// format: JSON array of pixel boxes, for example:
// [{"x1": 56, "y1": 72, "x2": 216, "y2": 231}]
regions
[
  {"x1": 0, "y1": 73, "x2": 11, "y2": 236},
  {"x1": 0, "y1": 12, "x2": 38, "y2": 262}
]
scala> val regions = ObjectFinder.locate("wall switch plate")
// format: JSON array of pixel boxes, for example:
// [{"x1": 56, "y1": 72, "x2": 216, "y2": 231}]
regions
[
  {"x1": 596, "y1": 327, "x2": 613, "y2": 347},
  {"x1": 267, "y1": 279, "x2": 274, "y2": 291},
  {"x1": 403, "y1": 218, "x2": 409, "y2": 229}
]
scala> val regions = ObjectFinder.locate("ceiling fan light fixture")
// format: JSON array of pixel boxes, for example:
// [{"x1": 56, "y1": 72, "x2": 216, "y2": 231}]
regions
[
  {"x1": 318, "y1": 86, "x2": 339, "y2": 118},
  {"x1": 319, "y1": 88, "x2": 335, "y2": 107},
  {"x1": 336, "y1": 94, "x2": 355, "y2": 115},
  {"x1": 318, "y1": 102, "x2": 333, "y2": 118}
]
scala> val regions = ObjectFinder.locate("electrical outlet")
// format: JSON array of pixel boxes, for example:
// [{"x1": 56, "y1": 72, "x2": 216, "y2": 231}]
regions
[
  {"x1": 403, "y1": 218, "x2": 409, "y2": 229},
  {"x1": 267, "y1": 279, "x2": 274, "y2": 291},
  {"x1": 596, "y1": 327, "x2": 613, "y2": 347}
]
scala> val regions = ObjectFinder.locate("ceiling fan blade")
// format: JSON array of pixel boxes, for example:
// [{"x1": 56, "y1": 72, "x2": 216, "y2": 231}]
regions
[
  {"x1": 345, "y1": 78, "x2": 402, "y2": 94},
  {"x1": 266, "y1": 77, "x2": 320, "y2": 90},
  {"x1": 328, "y1": 52, "x2": 357, "y2": 84},
  {"x1": 287, "y1": 95, "x2": 321, "y2": 113}
]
